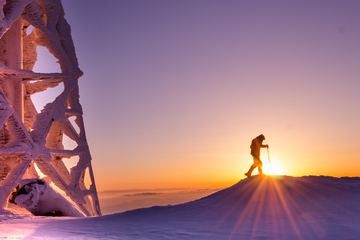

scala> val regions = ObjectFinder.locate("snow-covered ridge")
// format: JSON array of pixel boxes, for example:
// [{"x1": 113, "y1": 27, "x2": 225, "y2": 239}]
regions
[{"x1": 1, "y1": 175, "x2": 359, "y2": 239}]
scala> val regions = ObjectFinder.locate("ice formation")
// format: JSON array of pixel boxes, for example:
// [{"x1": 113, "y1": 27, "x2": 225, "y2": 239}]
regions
[
  {"x1": 0, "y1": 0, "x2": 101, "y2": 216},
  {"x1": 15, "y1": 178, "x2": 83, "y2": 216}
]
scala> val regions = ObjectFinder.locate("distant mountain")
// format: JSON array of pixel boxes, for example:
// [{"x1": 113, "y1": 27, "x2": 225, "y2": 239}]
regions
[{"x1": 99, "y1": 188, "x2": 220, "y2": 215}]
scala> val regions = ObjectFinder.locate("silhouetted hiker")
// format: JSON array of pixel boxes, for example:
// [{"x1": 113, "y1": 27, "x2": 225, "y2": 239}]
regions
[{"x1": 245, "y1": 134, "x2": 269, "y2": 178}]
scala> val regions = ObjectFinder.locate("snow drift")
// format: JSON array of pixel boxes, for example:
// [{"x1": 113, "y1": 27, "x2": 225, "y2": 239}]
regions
[
  {"x1": 14, "y1": 179, "x2": 83, "y2": 217},
  {"x1": 1, "y1": 175, "x2": 360, "y2": 239}
]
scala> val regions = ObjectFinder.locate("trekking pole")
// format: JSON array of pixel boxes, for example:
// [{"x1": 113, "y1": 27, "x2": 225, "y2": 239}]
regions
[{"x1": 267, "y1": 147, "x2": 270, "y2": 164}]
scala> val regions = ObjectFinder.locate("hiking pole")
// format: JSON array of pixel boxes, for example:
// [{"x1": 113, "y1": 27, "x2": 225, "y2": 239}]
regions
[{"x1": 267, "y1": 147, "x2": 270, "y2": 164}]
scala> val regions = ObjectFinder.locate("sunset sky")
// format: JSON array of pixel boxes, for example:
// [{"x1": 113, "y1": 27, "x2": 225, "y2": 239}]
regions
[{"x1": 33, "y1": 0, "x2": 360, "y2": 191}]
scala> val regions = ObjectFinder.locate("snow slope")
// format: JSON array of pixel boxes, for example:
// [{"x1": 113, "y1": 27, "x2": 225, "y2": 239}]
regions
[{"x1": 1, "y1": 175, "x2": 360, "y2": 239}]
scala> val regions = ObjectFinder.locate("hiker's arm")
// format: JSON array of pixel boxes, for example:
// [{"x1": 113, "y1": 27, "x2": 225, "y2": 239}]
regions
[{"x1": 261, "y1": 144, "x2": 269, "y2": 148}]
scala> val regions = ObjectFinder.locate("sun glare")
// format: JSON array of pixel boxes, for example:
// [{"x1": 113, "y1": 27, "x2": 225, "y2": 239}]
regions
[{"x1": 262, "y1": 160, "x2": 284, "y2": 175}]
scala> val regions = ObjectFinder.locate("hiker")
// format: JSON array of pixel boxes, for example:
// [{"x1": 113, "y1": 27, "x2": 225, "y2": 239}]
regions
[{"x1": 245, "y1": 134, "x2": 269, "y2": 178}]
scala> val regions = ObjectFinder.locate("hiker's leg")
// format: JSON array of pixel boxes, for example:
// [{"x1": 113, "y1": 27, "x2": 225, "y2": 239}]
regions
[
  {"x1": 246, "y1": 165, "x2": 256, "y2": 175},
  {"x1": 258, "y1": 161, "x2": 263, "y2": 175},
  {"x1": 246, "y1": 155, "x2": 259, "y2": 176},
  {"x1": 253, "y1": 156, "x2": 263, "y2": 175}
]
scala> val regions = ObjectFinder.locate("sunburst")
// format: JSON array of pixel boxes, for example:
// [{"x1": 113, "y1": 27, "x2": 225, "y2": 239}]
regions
[{"x1": 262, "y1": 160, "x2": 284, "y2": 175}]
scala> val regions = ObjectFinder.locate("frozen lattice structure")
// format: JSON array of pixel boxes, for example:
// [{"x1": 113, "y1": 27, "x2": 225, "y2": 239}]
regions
[{"x1": 0, "y1": 0, "x2": 101, "y2": 216}]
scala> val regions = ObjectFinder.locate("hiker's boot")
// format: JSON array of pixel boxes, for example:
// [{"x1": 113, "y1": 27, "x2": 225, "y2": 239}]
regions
[{"x1": 245, "y1": 166, "x2": 255, "y2": 178}]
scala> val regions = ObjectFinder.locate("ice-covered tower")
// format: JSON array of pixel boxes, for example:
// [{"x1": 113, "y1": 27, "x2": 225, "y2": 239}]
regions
[{"x1": 0, "y1": 0, "x2": 101, "y2": 216}]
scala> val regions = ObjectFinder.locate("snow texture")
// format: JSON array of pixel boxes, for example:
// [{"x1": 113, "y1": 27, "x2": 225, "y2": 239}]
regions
[
  {"x1": 0, "y1": 0, "x2": 100, "y2": 216},
  {"x1": 1, "y1": 175, "x2": 359, "y2": 239},
  {"x1": 15, "y1": 178, "x2": 83, "y2": 217}
]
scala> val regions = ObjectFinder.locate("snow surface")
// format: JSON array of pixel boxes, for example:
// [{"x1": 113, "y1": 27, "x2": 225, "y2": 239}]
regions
[{"x1": 1, "y1": 175, "x2": 360, "y2": 239}]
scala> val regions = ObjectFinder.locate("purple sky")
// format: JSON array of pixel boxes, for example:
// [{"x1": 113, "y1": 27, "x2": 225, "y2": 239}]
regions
[{"x1": 34, "y1": 0, "x2": 360, "y2": 190}]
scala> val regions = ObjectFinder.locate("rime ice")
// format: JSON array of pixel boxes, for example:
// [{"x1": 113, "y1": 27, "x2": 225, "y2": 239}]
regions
[
  {"x1": 0, "y1": 0, "x2": 101, "y2": 217},
  {"x1": 15, "y1": 178, "x2": 83, "y2": 217}
]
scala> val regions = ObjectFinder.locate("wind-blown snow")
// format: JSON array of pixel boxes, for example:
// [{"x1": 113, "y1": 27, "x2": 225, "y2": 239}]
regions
[{"x1": 1, "y1": 175, "x2": 359, "y2": 239}]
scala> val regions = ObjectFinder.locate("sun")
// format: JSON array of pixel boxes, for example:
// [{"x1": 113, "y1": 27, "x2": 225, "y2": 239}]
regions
[{"x1": 262, "y1": 160, "x2": 284, "y2": 175}]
